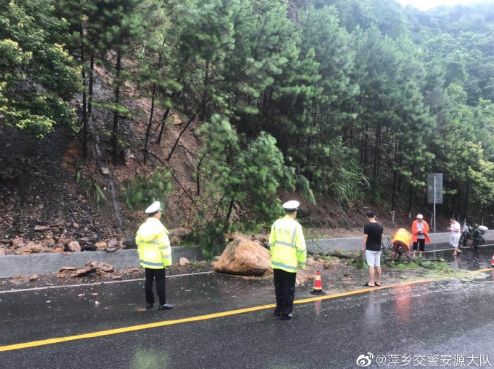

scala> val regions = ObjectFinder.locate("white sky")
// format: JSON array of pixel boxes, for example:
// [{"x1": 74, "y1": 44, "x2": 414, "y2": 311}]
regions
[{"x1": 398, "y1": 0, "x2": 479, "y2": 11}]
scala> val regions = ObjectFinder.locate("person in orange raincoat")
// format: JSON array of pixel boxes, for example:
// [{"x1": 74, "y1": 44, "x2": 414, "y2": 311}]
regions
[{"x1": 411, "y1": 214, "x2": 431, "y2": 258}]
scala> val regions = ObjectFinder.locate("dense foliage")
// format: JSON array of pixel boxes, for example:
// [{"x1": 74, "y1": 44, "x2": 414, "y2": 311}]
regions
[
  {"x1": 3, "y1": 0, "x2": 494, "y2": 231},
  {"x1": 0, "y1": 0, "x2": 79, "y2": 136},
  {"x1": 122, "y1": 168, "x2": 173, "y2": 209}
]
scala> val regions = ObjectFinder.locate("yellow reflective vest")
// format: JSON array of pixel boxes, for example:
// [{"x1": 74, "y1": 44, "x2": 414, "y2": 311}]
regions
[
  {"x1": 135, "y1": 217, "x2": 172, "y2": 269},
  {"x1": 269, "y1": 215, "x2": 307, "y2": 273}
]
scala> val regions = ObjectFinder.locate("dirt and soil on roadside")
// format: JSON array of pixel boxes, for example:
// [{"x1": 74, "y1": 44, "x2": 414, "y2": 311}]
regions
[
  {"x1": 0, "y1": 251, "x2": 482, "y2": 294},
  {"x1": 0, "y1": 261, "x2": 212, "y2": 291},
  {"x1": 293, "y1": 252, "x2": 486, "y2": 295},
  {"x1": 0, "y1": 125, "x2": 116, "y2": 255},
  {"x1": 0, "y1": 66, "x2": 202, "y2": 257}
]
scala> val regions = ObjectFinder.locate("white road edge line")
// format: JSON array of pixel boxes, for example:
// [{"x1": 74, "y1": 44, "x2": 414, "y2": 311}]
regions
[
  {"x1": 422, "y1": 243, "x2": 494, "y2": 254},
  {"x1": 2, "y1": 244, "x2": 493, "y2": 294},
  {"x1": 0, "y1": 271, "x2": 214, "y2": 295}
]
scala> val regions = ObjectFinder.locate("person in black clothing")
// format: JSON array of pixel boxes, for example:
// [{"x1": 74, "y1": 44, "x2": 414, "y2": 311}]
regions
[
  {"x1": 471, "y1": 224, "x2": 485, "y2": 249},
  {"x1": 362, "y1": 210, "x2": 384, "y2": 287}
]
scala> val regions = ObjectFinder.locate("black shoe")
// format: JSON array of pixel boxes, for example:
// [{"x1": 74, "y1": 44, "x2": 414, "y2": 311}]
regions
[
  {"x1": 273, "y1": 311, "x2": 281, "y2": 317},
  {"x1": 145, "y1": 303, "x2": 154, "y2": 310},
  {"x1": 279, "y1": 313, "x2": 293, "y2": 321},
  {"x1": 158, "y1": 304, "x2": 174, "y2": 310}
]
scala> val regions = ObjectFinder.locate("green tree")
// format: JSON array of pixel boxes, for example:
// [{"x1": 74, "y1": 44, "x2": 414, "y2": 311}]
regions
[
  {"x1": 89, "y1": 0, "x2": 147, "y2": 164},
  {"x1": 195, "y1": 114, "x2": 293, "y2": 256},
  {"x1": 54, "y1": 0, "x2": 97, "y2": 159},
  {"x1": 0, "y1": 0, "x2": 79, "y2": 136}
]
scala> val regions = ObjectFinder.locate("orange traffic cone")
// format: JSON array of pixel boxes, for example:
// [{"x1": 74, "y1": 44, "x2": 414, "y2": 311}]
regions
[
  {"x1": 490, "y1": 254, "x2": 494, "y2": 268},
  {"x1": 310, "y1": 271, "x2": 324, "y2": 295}
]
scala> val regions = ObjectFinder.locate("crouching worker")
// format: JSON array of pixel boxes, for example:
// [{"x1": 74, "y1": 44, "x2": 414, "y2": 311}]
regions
[
  {"x1": 136, "y1": 201, "x2": 173, "y2": 311},
  {"x1": 391, "y1": 228, "x2": 412, "y2": 262}
]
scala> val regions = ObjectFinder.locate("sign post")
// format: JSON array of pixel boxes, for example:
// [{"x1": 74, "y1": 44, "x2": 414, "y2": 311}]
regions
[
  {"x1": 427, "y1": 173, "x2": 443, "y2": 233},
  {"x1": 433, "y1": 175, "x2": 436, "y2": 233}
]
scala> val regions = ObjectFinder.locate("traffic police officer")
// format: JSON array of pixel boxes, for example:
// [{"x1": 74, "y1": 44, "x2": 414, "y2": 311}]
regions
[
  {"x1": 135, "y1": 201, "x2": 174, "y2": 310},
  {"x1": 269, "y1": 200, "x2": 306, "y2": 320}
]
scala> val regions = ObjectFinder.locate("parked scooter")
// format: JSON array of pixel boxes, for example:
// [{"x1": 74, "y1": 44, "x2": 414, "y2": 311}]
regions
[{"x1": 459, "y1": 222, "x2": 488, "y2": 250}]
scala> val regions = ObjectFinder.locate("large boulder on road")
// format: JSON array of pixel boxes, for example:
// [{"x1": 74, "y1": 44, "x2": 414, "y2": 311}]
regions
[{"x1": 213, "y1": 236, "x2": 271, "y2": 276}]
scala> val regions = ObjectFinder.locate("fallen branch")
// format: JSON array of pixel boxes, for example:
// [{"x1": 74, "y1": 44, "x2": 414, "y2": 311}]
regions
[{"x1": 166, "y1": 96, "x2": 212, "y2": 161}]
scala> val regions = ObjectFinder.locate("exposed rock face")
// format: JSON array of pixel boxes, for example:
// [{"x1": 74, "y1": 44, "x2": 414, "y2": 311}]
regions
[
  {"x1": 34, "y1": 225, "x2": 51, "y2": 231},
  {"x1": 295, "y1": 269, "x2": 313, "y2": 286},
  {"x1": 57, "y1": 261, "x2": 115, "y2": 278},
  {"x1": 169, "y1": 227, "x2": 191, "y2": 245},
  {"x1": 213, "y1": 236, "x2": 271, "y2": 276},
  {"x1": 95, "y1": 241, "x2": 108, "y2": 251},
  {"x1": 124, "y1": 149, "x2": 135, "y2": 165},
  {"x1": 67, "y1": 241, "x2": 81, "y2": 252},
  {"x1": 11, "y1": 237, "x2": 25, "y2": 248},
  {"x1": 89, "y1": 261, "x2": 114, "y2": 273},
  {"x1": 179, "y1": 257, "x2": 191, "y2": 266},
  {"x1": 105, "y1": 239, "x2": 119, "y2": 252},
  {"x1": 123, "y1": 236, "x2": 137, "y2": 249},
  {"x1": 14, "y1": 242, "x2": 51, "y2": 255}
]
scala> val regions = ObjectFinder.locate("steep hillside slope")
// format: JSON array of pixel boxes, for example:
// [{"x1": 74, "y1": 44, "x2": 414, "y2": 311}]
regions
[{"x1": 0, "y1": 67, "x2": 422, "y2": 256}]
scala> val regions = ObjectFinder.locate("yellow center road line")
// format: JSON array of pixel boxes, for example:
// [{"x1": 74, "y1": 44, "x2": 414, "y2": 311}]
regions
[
  {"x1": 466, "y1": 267, "x2": 492, "y2": 273},
  {"x1": 0, "y1": 268, "x2": 492, "y2": 352},
  {"x1": 0, "y1": 304, "x2": 277, "y2": 352}
]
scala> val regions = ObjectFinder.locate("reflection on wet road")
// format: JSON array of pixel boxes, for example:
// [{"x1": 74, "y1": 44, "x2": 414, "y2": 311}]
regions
[{"x1": 426, "y1": 244, "x2": 494, "y2": 270}]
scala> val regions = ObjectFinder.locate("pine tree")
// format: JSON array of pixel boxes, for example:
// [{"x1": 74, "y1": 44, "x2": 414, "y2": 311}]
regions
[
  {"x1": 89, "y1": 0, "x2": 146, "y2": 164},
  {"x1": 0, "y1": 0, "x2": 79, "y2": 136}
]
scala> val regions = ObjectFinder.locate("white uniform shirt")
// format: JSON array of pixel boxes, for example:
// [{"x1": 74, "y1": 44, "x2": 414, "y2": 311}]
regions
[
  {"x1": 449, "y1": 221, "x2": 461, "y2": 247},
  {"x1": 450, "y1": 221, "x2": 461, "y2": 234}
]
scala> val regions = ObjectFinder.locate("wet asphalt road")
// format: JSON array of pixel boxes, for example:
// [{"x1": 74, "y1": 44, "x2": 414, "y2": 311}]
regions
[{"x1": 1, "y1": 250, "x2": 493, "y2": 369}]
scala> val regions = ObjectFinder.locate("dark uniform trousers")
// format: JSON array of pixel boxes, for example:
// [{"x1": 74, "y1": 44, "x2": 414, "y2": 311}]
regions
[
  {"x1": 145, "y1": 268, "x2": 167, "y2": 305},
  {"x1": 273, "y1": 268, "x2": 296, "y2": 315}
]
